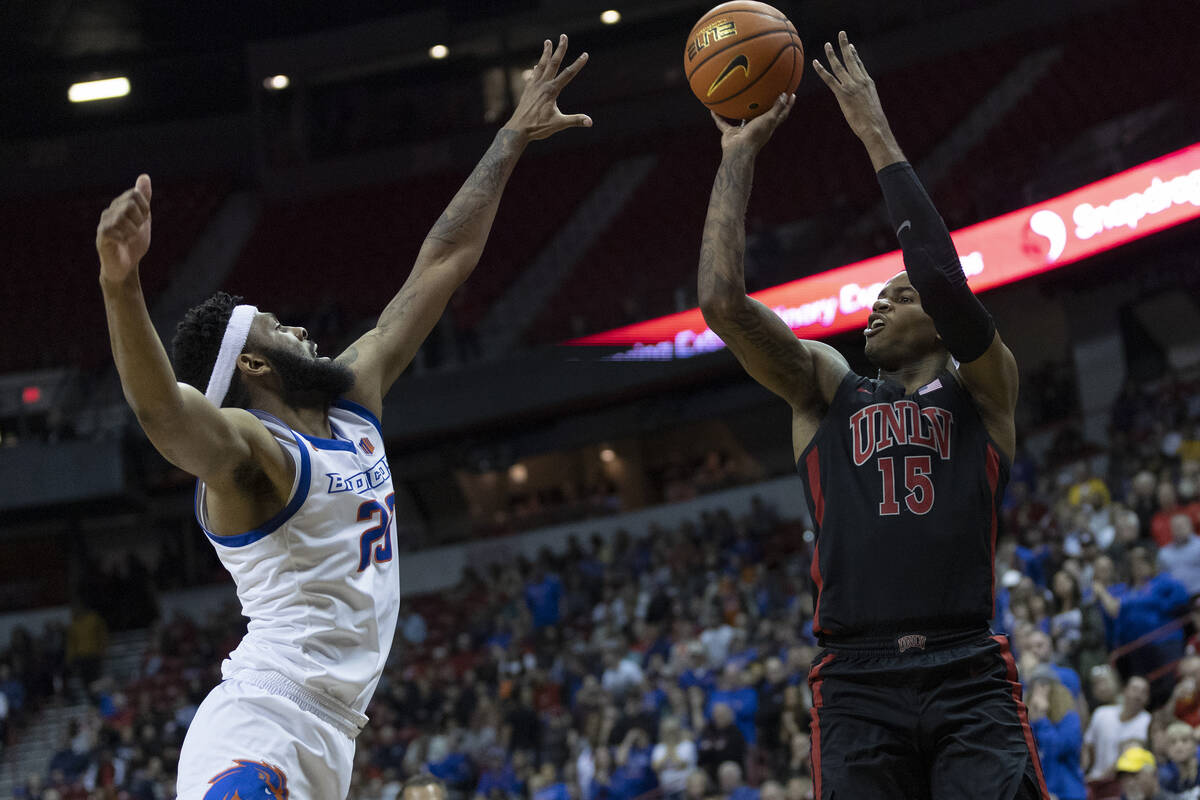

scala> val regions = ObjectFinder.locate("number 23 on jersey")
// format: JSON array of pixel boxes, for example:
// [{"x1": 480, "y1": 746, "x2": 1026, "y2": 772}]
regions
[{"x1": 357, "y1": 492, "x2": 395, "y2": 571}]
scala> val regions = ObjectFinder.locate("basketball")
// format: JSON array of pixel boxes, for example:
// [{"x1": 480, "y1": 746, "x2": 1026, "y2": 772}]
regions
[{"x1": 684, "y1": 1, "x2": 804, "y2": 120}]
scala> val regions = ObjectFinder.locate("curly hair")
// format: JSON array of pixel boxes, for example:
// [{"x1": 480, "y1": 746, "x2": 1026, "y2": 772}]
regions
[{"x1": 171, "y1": 291, "x2": 251, "y2": 409}]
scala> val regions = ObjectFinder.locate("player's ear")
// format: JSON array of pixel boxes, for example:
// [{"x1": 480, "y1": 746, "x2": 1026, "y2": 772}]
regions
[{"x1": 237, "y1": 352, "x2": 270, "y2": 376}]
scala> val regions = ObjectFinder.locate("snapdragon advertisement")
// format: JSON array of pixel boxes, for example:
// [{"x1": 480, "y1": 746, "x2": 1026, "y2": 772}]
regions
[{"x1": 568, "y1": 142, "x2": 1200, "y2": 360}]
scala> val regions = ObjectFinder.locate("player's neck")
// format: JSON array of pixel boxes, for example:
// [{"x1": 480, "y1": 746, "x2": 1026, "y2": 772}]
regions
[
  {"x1": 877, "y1": 353, "x2": 951, "y2": 395},
  {"x1": 252, "y1": 393, "x2": 332, "y2": 439}
]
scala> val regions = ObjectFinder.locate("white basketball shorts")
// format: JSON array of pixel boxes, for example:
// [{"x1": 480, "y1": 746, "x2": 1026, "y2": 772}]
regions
[{"x1": 175, "y1": 678, "x2": 356, "y2": 800}]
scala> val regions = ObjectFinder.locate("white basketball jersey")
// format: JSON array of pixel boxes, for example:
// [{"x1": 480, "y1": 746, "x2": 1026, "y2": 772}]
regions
[{"x1": 195, "y1": 399, "x2": 400, "y2": 714}]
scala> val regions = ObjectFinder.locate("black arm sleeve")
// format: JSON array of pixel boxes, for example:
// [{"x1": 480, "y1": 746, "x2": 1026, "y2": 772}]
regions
[{"x1": 876, "y1": 161, "x2": 996, "y2": 363}]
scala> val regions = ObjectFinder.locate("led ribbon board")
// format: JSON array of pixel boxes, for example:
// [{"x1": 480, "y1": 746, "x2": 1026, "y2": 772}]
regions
[{"x1": 568, "y1": 142, "x2": 1200, "y2": 360}]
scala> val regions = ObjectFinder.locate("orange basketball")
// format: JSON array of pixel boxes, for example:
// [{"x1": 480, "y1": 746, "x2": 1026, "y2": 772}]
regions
[{"x1": 684, "y1": 1, "x2": 804, "y2": 120}]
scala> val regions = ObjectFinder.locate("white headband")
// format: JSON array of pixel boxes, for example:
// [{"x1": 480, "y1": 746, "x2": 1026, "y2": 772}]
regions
[{"x1": 204, "y1": 304, "x2": 258, "y2": 406}]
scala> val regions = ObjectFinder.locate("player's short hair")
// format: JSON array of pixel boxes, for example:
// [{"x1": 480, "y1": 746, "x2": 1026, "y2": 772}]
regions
[
  {"x1": 402, "y1": 774, "x2": 447, "y2": 798},
  {"x1": 172, "y1": 291, "x2": 251, "y2": 409}
]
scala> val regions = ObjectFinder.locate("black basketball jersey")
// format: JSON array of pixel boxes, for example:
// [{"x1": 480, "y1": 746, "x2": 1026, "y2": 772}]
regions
[{"x1": 797, "y1": 368, "x2": 1009, "y2": 637}]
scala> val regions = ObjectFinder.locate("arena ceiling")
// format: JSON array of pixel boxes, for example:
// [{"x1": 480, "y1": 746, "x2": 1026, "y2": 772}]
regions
[{"x1": 3, "y1": 0, "x2": 966, "y2": 139}]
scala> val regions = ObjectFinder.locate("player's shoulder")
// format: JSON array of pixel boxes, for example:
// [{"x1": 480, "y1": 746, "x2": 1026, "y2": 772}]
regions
[
  {"x1": 221, "y1": 406, "x2": 273, "y2": 433},
  {"x1": 330, "y1": 397, "x2": 384, "y2": 437}
]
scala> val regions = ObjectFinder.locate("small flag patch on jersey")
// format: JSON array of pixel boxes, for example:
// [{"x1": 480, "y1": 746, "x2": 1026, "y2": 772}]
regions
[
  {"x1": 918, "y1": 378, "x2": 942, "y2": 395},
  {"x1": 359, "y1": 437, "x2": 375, "y2": 455}
]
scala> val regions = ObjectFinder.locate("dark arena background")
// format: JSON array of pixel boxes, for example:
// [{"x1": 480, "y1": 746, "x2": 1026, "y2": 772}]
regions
[{"x1": 2, "y1": 0, "x2": 1200, "y2": 797}]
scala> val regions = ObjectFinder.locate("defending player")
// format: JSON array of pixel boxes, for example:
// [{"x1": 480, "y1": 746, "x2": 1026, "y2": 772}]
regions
[
  {"x1": 96, "y1": 36, "x2": 590, "y2": 800},
  {"x1": 696, "y1": 32, "x2": 1047, "y2": 799}
]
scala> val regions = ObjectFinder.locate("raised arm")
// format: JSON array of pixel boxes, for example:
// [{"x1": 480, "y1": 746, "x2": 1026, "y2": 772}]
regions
[
  {"x1": 97, "y1": 176, "x2": 286, "y2": 490},
  {"x1": 697, "y1": 96, "x2": 849, "y2": 420},
  {"x1": 815, "y1": 32, "x2": 1019, "y2": 458},
  {"x1": 338, "y1": 34, "x2": 592, "y2": 417}
]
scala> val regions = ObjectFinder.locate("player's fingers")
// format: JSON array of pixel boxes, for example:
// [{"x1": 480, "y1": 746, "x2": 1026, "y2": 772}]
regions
[
  {"x1": 769, "y1": 94, "x2": 795, "y2": 129},
  {"x1": 127, "y1": 186, "x2": 150, "y2": 217},
  {"x1": 766, "y1": 93, "x2": 788, "y2": 121},
  {"x1": 531, "y1": 39, "x2": 552, "y2": 80},
  {"x1": 848, "y1": 43, "x2": 871, "y2": 83},
  {"x1": 98, "y1": 210, "x2": 125, "y2": 240},
  {"x1": 561, "y1": 112, "x2": 593, "y2": 129},
  {"x1": 780, "y1": 93, "x2": 796, "y2": 119},
  {"x1": 710, "y1": 110, "x2": 733, "y2": 133},
  {"x1": 113, "y1": 216, "x2": 140, "y2": 239},
  {"x1": 550, "y1": 52, "x2": 588, "y2": 91},
  {"x1": 115, "y1": 199, "x2": 145, "y2": 228},
  {"x1": 99, "y1": 224, "x2": 127, "y2": 243},
  {"x1": 837, "y1": 31, "x2": 855, "y2": 74},
  {"x1": 135, "y1": 173, "x2": 152, "y2": 204},
  {"x1": 824, "y1": 41, "x2": 848, "y2": 82},
  {"x1": 546, "y1": 33, "x2": 568, "y2": 77},
  {"x1": 811, "y1": 59, "x2": 839, "y2": 89}
]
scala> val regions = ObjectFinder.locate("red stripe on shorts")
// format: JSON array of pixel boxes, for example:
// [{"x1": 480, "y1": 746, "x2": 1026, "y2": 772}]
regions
[
  {"x1": 992, "y1": 634, "x2": 1051, "y2": 799},
  {"x1": 808, "y1": 652, "x2": 836, "y2": 800}
]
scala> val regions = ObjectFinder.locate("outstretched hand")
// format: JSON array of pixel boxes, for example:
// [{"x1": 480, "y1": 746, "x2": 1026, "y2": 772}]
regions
[
  {"x1": 504, "y1": 34, "x2": 592, "y2": 141},
  {"x1": 96, "y1": 173, "x2": 152, "y2": 282},
  {"x1": 711, "y1": 93, "x2": 795, "y2": 154},
  {"x1": 812, "y1": 31, "x2": 889, "y2": 143}
]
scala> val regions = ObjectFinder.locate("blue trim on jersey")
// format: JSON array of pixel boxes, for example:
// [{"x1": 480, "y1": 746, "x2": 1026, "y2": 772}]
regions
[
  {"x1": 334, "y1": 398, "x2": 383, "y2": 438},
  {"x1": 200, "y1": 429, "x2": 312, "y2": 548},
  {"x1": 297, "y1": 427, "x2": 357, "y2": 453}
]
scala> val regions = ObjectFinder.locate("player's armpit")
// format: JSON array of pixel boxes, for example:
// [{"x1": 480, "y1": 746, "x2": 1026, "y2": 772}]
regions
[
  {"x1": 954, "y1": 331, "x2": 1019, "y2": 458},
  {"x1": 703, "y1": 295, "x2": 850, "y2": 413},
  {"x1": 139, "y1": 382, "x2": 290, "y2": 493}
]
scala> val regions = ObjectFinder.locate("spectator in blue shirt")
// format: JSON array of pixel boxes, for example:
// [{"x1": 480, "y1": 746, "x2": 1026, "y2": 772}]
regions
[
  {"x1": 678, "y1": 642, "x2": 715, "y2": 693},
  {"x1": 1025, "y1": 630, "x2": 1083, "y2": 699},
  {"x1": 1015, "y1": 527, "x2": 1052, "y2": 588},
  {"x1": 475, "y1": 747, "x2": 522, "y2": 799},
  {"x1": 1091, "y1": 554, "x2": 1127, "y2": 650},
  {"x1": 609, "y1": 728, "x2": 658, "y2": 800},
  {"x1": 707, "y1": 664, "x2": 758, "y2": 745},
  {"x1": 1157, "y1": 721, "x2": 1200, "y2": 795},
  {"x1": 1027, "y1": 666, "x2": 1086, "y2": 800},
  {"x1": 525, "y1": 567, "x2": 564, "y2": 630},
  {"x1": 1095, "y1": 546, "x2": 1189, "y2": 702},
  {"x1": 1158, "y1": 515, "x2": 1200, "y2": 596},
  {"x1": 531, "y1": 764, "x2": 572, "y2": 800}
]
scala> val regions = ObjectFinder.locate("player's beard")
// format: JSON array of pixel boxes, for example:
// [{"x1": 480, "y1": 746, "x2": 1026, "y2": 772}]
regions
[{"x1": 261, "y1": 344, "x2": 355, "y2": 410}]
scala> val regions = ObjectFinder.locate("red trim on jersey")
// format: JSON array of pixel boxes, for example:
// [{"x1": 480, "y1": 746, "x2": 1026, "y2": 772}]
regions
[
  {"x1": 809, "y1": 539, "x2": 824, "y2": 634},
  {"x1": 806, "y1": 447, "x2": 825, "y2": 632},
  {"x1": 806, "y1": 447, "x2": 825, "y2": 525},
  {"x1": 986, "y1": 444, "x2": 1001, "y2": 617},
  {"x1": 992, "y1": 635, "x2": 1051, "y2": 798},
  {"x1": 808, "y1": 653, "x2": 836, "y2": 800}
]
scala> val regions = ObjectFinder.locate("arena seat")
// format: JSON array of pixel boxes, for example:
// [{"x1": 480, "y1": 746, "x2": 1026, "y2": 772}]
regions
[{"x1": 0, "y1": 175, "x2": 232, "y2": 373}]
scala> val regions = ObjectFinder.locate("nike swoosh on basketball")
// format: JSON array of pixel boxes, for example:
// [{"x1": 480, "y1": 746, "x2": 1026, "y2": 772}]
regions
[
  {"x1": 707, "y1": 54, "x2": 750, "y2": 97},
  {"x1": 896, "y1": 219, "x2": 912, "y2": 236}
]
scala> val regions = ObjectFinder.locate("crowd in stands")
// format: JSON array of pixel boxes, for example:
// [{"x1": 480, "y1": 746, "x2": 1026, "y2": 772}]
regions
[{"x1": 1, "y1": 364, "x2": 1198, "y2": 800}]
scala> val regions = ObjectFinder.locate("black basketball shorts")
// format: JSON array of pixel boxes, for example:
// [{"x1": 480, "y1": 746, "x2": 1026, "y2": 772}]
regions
[{"x1": 807, "y1": 631, "x2": 1050, "y2": 800}]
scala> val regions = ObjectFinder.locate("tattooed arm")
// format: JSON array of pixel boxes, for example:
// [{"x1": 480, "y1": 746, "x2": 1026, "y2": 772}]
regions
[
  {"x1": 698, "y1": 96, "x2": 849, "y2": 423},
  {"x1": 338, "y1": 35, "x2": 592, "y2": 417}
]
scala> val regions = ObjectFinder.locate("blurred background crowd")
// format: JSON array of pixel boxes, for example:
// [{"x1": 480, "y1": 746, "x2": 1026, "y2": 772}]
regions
[
  {"x1": 3, "y1": 0, "x2": 1200, "y2": 798},
  {"x1": 2, "y1": 365, "x2": 1198, "y2": 800}
]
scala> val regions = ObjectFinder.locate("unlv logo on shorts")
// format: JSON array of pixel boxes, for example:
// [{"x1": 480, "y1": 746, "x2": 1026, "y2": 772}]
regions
[
  {"x1": 897, "y1": 634, "x2": 927, "y2": 653},
  {"x1": 205, "y1": 759, "x2": 289, "y2": 799}
]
